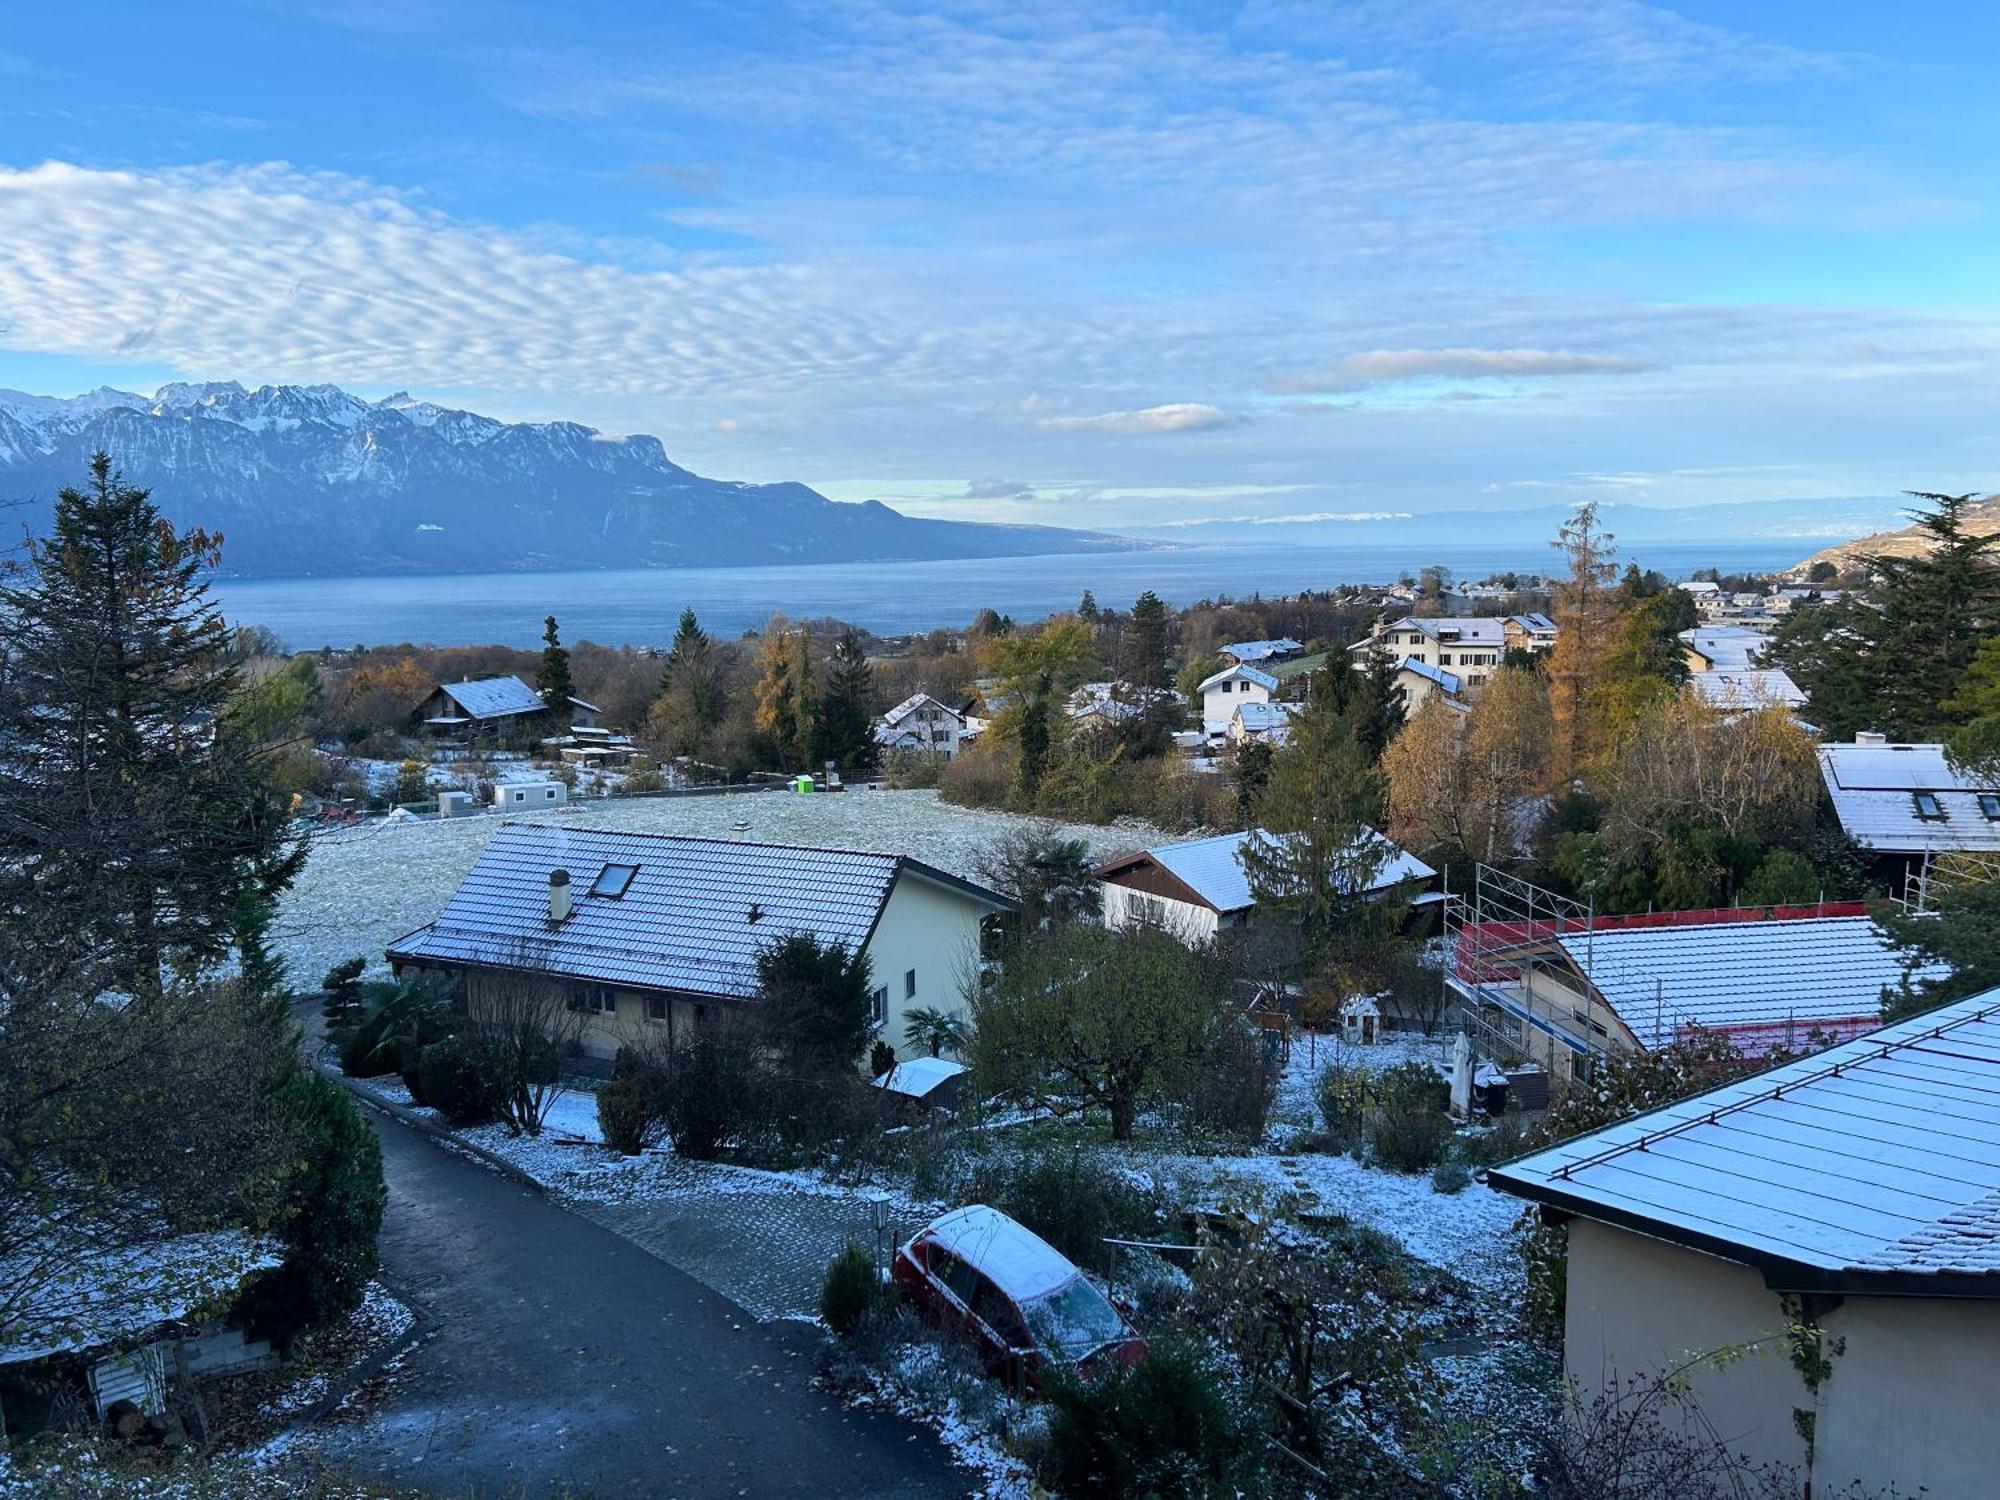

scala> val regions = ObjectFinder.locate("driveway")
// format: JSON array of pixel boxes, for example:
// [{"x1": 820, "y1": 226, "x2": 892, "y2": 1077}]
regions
[{"x1": 309, "y1": 1111, "x2": 973, "y2": 1499}]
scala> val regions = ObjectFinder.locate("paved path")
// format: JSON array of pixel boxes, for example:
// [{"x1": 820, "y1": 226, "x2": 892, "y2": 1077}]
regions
[{"x1": 310, "y1": 1112, "x2": 972, "y2": 1499}]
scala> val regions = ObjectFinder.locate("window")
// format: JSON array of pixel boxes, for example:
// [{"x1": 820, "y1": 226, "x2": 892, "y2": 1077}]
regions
[
  {"x1": 1980, "y1": 793, "x2": 2000, "y2": 821},
  {"x1": 568, "y1": 985, "x2": 617, "y2": 1016},
  {"x1": 1438, "y1": 653, "x2": 1452, "y2": 666},
  {"x1": 869, "y1": 986, "x2": 889, "y2": 1027},
  {"x1": 645, "y1": 995, "x2": 670, "y2": 1023},
  {"x1": 905, "y1": 968, "x2": 918, "y2": 1000},
  {"x1": 1912, "y1": 791, "x2": 1946, "y2": 821},
  {"x1": 591, "y1": 862, "x2": 639, "y2": 898},
  {"x1": 512, "y1": 789, "x2": 527, "y2": 803}
]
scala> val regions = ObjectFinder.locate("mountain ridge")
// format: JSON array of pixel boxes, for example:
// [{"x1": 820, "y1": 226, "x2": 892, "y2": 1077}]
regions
[
  {"x1": 1792, "y1": 494, "x2": 2000, "y2": 574},
  {"x1": 0, "y1": 382, "x2": 1144, "y2": 579}
]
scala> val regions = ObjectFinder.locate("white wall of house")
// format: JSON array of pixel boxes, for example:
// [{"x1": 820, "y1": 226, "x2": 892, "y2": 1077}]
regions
[
  {"x1": 1563, "y1": 1218, "x2": 2000, "y2": 1496},
  {"x1": 1100, "y1": 881, "x2": 1221, "y2": 943},
  {"x1": 1201, "y1": 672, "x2": 1272, "y2": 729},
  {"x1": 491, "y1": 781, "x2": 568, "y2": 808},
  {"x1": 881, "y1": 699, "x2": 964, "y2": 759},
  {"x1": 863, "y1": 871, "x2": 987, "y2": 1058}
]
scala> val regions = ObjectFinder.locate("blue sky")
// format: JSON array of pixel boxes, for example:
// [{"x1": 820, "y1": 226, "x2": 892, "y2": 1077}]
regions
[{"x1": 1, "y1": 1, "x2": 1996, "y2": 534}]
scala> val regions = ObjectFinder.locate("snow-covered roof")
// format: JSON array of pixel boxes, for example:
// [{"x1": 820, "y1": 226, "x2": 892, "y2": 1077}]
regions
[
  {"x1": 918, "y1": 1205, "x2": 1078, "y2": 1301},
  {"x1": 1221, "y1": 638, "x2": 1304, "y2": 663},
  {"x1": 873, "y1": 1056, "x2": 968, "y2": 1100},
  {"x1": 1360, "y1": 615, "x2": 1553, "y2": 651},
  {"x1": 1819, "y1": 742, "x2": 2000, "y2": 854},
  {"x1": 1103, "y1": 828, "x2": 1433, "y2": 914},
  {"x1": 1691, "y1": 668, "x2": 1806, "y2": 710},
  {"x1": 1396, "y1": 657, "x2": 1462, "y2": 694},
  {"x1": 1545, "y1": 915, "x2": 1929, "y2": 1051},
  {"x1": 1071, "y1": 696, "x2": 1142, "y2": 722},
  {"x1": 1678, "y1": 626, "x2": 1771, "y2": 670},
  {"x1": 2, "y1": 1230, "x2": 280, "y2": 1365},
  {"x1": 1490, "y1": 988, "x2": 2000, "y2": 1294},
  {"x1": 880, "y1": 692, "x2": 961, "y2": 728},
  {"x1": 387, "y1": 823, "x2": 1014, "y2": 999},
  {"x1": 1197, "y1": 664, "x2": 1279, "y2": 694},
  {"x1": 438, "y1": 675, "x2": 548, "y2": 720},
  {"x1": 1231, "y1": 701, "x2": 1299, "y2": 734}
]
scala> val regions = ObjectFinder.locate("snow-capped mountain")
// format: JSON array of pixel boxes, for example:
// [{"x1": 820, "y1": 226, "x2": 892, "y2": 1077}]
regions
[{"x1": 0, "y1": 382, "x2": 1135, "y2": 578}]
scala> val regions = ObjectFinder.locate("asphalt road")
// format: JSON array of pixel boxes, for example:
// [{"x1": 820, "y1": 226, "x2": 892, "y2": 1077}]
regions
[{"x1": 311, "y1": 1110, "x2": 974, "y2": 1499}]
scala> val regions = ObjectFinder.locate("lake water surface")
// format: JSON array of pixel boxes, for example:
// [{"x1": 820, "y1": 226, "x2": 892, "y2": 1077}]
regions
[{"x1": 214, "y1": 539, "x2": 1812, "y2": 650}]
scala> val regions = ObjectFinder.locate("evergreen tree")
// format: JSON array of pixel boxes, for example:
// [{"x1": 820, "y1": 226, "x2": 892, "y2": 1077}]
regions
[
  {"x1": 535, "y1": 614, "x2": 577, "y2": 723},
  {"x1": 652, "y1": 607, "x2": 727, "y2": 757},
  {"x1": 818, "y1": 628, "x2": 879, "y2": 770},
  {"x1": 1120, "y1": 590, "x2": 1170, "y2": 691},
  {"x1": 1545, "y1": 502, "x2": 1620, "y2": 785},
  {"x1": 1769, "y1": 492, "x2": 1999, "y2": 741},
  {"x1": 1077, "y1": 589, "x2": 1100, "y2": 622},
  {"x1": 790, "y1": 628, "x2": 820, "y2": 769},
  {"x1": 0, "y1": 453, "x2": 302, "y2": 998},
  {"x1": 990, "y1": 616, "x2": 1098, "y2": 795}
]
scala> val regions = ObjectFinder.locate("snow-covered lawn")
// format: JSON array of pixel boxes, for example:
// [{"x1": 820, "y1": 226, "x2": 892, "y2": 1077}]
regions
[{"x1": 274, "y1": 788, "x2": 1164, "y2": 981}]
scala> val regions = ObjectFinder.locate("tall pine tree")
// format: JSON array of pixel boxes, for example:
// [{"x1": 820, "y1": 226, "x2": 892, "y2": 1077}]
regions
[
  {"x1": 818, "y1": 629, "x2": 880, "y2": 770},
  {"x1": 651, "y1": 606, "x2": 727, "y2": 757},
  {"x1": 535, "y1": 614, "x2": 577, "y2": 725},
  {"x1": 0, "y1": 452, "x2": 303, "y2": 999}
]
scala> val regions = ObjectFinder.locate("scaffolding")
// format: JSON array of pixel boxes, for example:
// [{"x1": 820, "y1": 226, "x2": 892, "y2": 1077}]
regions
[
  {"x1": 1442, "y1": 863, "x2": 1603, "y2": 1078},
  {"x1": 1899, "y1": 847, "x2": 2000, "y2": 913}
]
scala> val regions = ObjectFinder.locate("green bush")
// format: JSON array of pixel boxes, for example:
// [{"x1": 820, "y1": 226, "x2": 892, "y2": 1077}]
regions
[
  {"x1": 968, "y1": 1149, "x2": 1153, "y2": 1274},
  {"x1": 1042, "y1": 1340, "x2": 1257, "y2": 1499},
  {"x1": 660, "y1": 1033, "x2": 759, "y2": 1160},
  {"x1": 819, "y1": 1243, "x2": 888, "y2": 1341},
  {"x1": 1371, "y1": 1099, "x2": 1453, "y2": 1173},
  {"x1": 596, "y1": 1072, "x2": 660, "y2": 1156},
  {"x1": 238, "y1": 1068, "x2": 386, "y2": 1347},
  {"x1": 418, "y1": 1036, "x2": 498, "y2": 1127},
  {"x1": 319, "y1": 956, "x2": 367, "y2": 1035},
  {"x1": 1182, "y1": 1026, "x2": 1281, "y2": 1140},
  {"x1": 1429, "y1": 1160, "x2": 1471, "y2": 1195},
  {"x1": 1314, "y1": 1061, "x2": 1372, "y2": 1154}
]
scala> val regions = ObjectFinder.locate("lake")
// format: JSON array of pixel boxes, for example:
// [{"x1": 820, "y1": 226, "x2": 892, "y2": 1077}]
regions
[{"x1": 213, "y1": 539, "x2": 1813, "y2": 650}]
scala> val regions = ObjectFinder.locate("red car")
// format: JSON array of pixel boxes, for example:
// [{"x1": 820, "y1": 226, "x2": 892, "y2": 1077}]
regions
[{"x1": 893, "y1": 1204, "x2": 1147, "y2": 1388}]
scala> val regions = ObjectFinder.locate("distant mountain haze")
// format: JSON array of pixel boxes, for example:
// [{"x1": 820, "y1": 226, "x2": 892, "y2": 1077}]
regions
[{"x1": 0, "y1": 382, "x2": 1143, "y2": 578}]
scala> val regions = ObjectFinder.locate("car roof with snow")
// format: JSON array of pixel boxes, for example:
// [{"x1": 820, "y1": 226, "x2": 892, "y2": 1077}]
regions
[
  {"x1": 919, "y1": 1205, "x2": 1079, "y2": 1301},
  {"x1": 1489, "y1": 987, "x2": 2000, "y2": 1295},
  {"x1": 386, "y1": 823, "x2": 1015, "y2": 999}
]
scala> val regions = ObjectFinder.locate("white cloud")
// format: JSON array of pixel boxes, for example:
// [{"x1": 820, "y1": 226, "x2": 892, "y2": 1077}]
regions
[
  {"x1": 1272, "y1": 347, "x2": 1655, "y2": 393},
  {"x1": 1034, "y1": 403, "x2": 1229, "y2": 435}
]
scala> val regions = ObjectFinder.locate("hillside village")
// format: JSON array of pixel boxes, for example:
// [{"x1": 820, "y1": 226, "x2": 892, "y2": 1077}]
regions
[{"x1": 5, "y1": 465, "x2": 2000, "y2": 1500}]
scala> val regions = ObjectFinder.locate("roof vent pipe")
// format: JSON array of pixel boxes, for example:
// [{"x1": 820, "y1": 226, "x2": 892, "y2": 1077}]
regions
[
  {"x1": 731, "y1": 820, "x2": 750, "y2": 842},
  {"x1": 549, "y1": 868, "x2": 571, "y2": 923}
]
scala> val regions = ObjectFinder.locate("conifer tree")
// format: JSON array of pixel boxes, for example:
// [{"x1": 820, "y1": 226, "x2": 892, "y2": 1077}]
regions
[
  {"x1": 1119, "y1": 590, "x2": 1170, "y2": 691},
  {"x1": 652, "y1": 606, "x2": 727, "y2": 757},
  {"x1": 818, "y1": 628, "x2": 879, "y2": 770},
  {"x1": 0, "y1": 453, "x2": 302, "y2": 998},
  {"x1": 790, "y1": 628, "x2": 820, "y2": 769},
  {"x1": 535, "y1": 614, "x2": 577, "y2": 723},
  {"x1": 1077, "y1": 589, "x2": 1100, "y2": 622},
  {"x1": 1545, "y1": 501, "x2": 1619, "y2": 785}
]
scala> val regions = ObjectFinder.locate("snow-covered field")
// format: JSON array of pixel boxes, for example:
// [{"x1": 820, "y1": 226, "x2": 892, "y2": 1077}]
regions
[{"x1": 274, "y1": 788, "x2": 1166, "y2": 981}]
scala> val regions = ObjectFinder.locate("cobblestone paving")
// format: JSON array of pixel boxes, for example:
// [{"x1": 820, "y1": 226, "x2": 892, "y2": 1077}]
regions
[{"x1": 568, "y1": 1171, "x2": 928, "y2": 1322}]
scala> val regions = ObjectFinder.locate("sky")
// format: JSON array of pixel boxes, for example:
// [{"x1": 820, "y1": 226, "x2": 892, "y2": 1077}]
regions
[{"x1": 0, "y1": 1, "x2": 1996, "y2": 535}]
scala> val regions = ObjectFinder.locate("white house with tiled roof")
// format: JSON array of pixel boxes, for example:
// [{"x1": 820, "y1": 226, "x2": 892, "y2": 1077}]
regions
[
  {"x1": 1490, "y1": 988, "x2": 2000, "y2": 1496},
  {"x1": 1349, "y1": 614, "x2": 1555, "y2": 717},
  {"x1": 1196, "y1": 663, "x2": 1277, "y2": 740},
  {"x1": 387, "y1": 824, "x2": 1016, "y2": 1060},
  {"x1": 874, "y1": 692, "x2": 967, "y2": 759}
]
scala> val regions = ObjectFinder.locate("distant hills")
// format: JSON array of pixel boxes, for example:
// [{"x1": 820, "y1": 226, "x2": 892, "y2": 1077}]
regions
[
  {"x1": 0, "y1": 383, "x2": 1142, "y2": 578},
  {"x1": 1794, "y1": 494, "x2": 2000, "y2": 574}
]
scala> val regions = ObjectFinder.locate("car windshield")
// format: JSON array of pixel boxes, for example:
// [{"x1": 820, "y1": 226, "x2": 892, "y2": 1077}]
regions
[{"x1": 1021, "y1": 1275, "x2": 1129, "y2": 1362}]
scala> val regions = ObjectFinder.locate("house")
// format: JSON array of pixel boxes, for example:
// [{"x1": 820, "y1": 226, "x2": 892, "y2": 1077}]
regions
[
  {"x1": 1488, "y1": 987, "x2": 2000, "y2": 1497},
  {"x1": 385, "y1": 823, "x2": 1017, "y2": 1061},
  {"x1": 1817, "y1": 736, "x2": 2000, "y2": 884},
  {"x1": 418, "y1": 675, "x2": 599, "y2": 736},
  {"x1": 1068, "y1": 693, "x2": 1143, "y2": 733},
  {"x1": 1678, "y1": 578, "x2": 1721, "y2": 599},
  {"x1": 1197, "y1": 664, "x2": 1278, "y2": 740},
  {"x1": 1220, "y1": 638, "x2": 1305, "y2": 665},
  {"x1": 1393, "y1": 657, "x2": 1465, "y2": 717},
  {"x1": 875, "y1": 693, "x2": 967, "y2": 759},
  {"x1": 1689, "y1": 667, "x2": 1808, "y2": 715},
  {"x1": 1098, "y1": 828, "x2": 1434, "y2": 944},
  {"x1": 1349, "y1": 615, "x2": 1556, "y2": 717},
  {"x1": 1226, "y1": 699, "x2": 1299, "y2": 747},
  {"x1": 1449, "y1": 908, "x2": 1928, "y2": 1086},
  {"x1": 1678, "y1": 625, "x2": 1772, "y2": 674},
  {"x1": 491, "y1": 780, "x2": 567, "y2": 808}
]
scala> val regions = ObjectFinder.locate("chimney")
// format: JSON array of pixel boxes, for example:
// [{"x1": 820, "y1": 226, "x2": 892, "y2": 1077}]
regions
[
  {"x1": 1855, "y1": 731, "x2": 1888, "y2": 746},
  {"x1": 548, "y1": 868, "x2": 572, "y2": 923},
  {"x1": 730, "y1": 820, "x2": 750, "y2": 842}
]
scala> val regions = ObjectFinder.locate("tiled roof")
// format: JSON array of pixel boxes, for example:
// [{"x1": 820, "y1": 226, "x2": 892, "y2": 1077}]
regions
[
  {"x1": 1489, "y1": 988, "x2": 2000, "y2": 1291},
  {"x1": 1819, "y1": 742, "x2": 2000, "y2": 854},
  {"x1": 1221, "y1": 639, "x2": 1304, "y2": 662},
  {"x1": 1678, "y1": 626, "x2": 1771, "y2": 670},
  {"x1": 439, "y1": 675, "x2": 548, "y2": 719},
  {"x1": 388, "y1": 823, "x2": 1013, "y2": 999},
  {"x1": 1551, "y1": 915, "x2": 1930, "y2": 1050},
  {"x1": 880, "y1": 692, "x2": 960, "y2": 728},
  {"x1": 1112, "y1": 828, "x2": 1433, "y2": 914},
  {"x1": 1691, "y1": 668, "x2": 1807, "y2": 710},
  {"x1": 1197, "y1": 664, "x2": 1279, "y2": 693}
]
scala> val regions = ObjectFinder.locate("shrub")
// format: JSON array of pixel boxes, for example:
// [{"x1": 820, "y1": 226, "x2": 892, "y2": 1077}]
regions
[
  {"x1": 1371, "y1": 1098, "x2": 1454, "y2": 1174},
  {"x1": 1430, "y1": 1160, "x2": 1471, "y2": 1195},
  {"x1": 238, "y1": 1068, "x2": 386, "y2": 1347},
  {"x1": 1181, "y1": 1026, "x2": 1281, "y2": 1140},
  {"x1": 337, "y1": 975, "x2": 451, "y2": 1080},
  {"x1": 596, "y1": 1073, "x2": 660, "y2": 1156},
  {"x1": 660, "y1": 1032, "x2": 759, "y2": 1160},
  {"x1": 418, "y1": 1036, "x2": 499, "y2": 1127},
  {"x1": 938, "y1": 741, "x2": 1017, "y2": 809},
  {"x1": 1314, "y1": 1061, "x2": 1372, "y2": 1155},
  {"x1": 1041, "y1": 1340, "x2": 1257, "y2": 1499},
  {"x1": 319, "y1": 956, "x2": 367, "y2": 1035},
  {"x1": 819, "y1": 1243, "x2": 888, "y2": 1341},
  {"x1": 870, "y1": 1040, "x2": 899, "y2": 1078},
  {"x1": 968, "y1": 1149, "x2": 1153, "y2": 1274}
]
